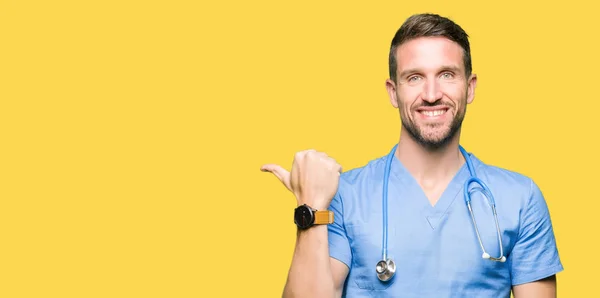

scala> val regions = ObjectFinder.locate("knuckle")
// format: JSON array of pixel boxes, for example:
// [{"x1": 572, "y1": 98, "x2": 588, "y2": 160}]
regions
[{"x1": 307, "y1": 150, "x2": 322, "y2": 159}]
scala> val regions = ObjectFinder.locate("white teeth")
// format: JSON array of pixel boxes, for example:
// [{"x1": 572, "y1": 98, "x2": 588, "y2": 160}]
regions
[{"x1": 421, "y1": 110, "x2": 446, "y2": 117}]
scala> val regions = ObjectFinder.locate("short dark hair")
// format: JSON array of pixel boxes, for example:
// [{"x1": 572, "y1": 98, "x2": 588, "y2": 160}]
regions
[{"x1": 388, "y1": 13, "x2": 472, "y2": 82}]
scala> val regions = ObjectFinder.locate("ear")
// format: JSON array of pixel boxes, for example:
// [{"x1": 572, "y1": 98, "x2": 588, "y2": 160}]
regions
[
  {"x1": 386, "y1": 78, "x2": 399, "y2": 108},
  {"x1": 466, "y1": 73, "x2": 477, "y2": 104}
]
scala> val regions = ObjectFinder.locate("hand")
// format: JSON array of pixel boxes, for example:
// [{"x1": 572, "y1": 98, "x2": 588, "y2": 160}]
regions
[{"x1": 261, "y1": 149, "x2": 342, "y2": 210}]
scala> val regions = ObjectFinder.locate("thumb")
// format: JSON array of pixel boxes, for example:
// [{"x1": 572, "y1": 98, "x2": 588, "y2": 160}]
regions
[{"x1": 261, "y1": 164, "x2": 292, "y2": 191}]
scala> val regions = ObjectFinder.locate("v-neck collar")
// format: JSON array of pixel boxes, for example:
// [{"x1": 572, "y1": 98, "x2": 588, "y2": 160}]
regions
[{"x1": 390, "y1": 153, "x2": 470, "y2": 230}]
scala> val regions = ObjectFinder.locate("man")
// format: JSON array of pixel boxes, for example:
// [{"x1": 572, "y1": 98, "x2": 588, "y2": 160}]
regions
[{"x1": 261, "y1": 13, "x2": 563, "y2": 297}]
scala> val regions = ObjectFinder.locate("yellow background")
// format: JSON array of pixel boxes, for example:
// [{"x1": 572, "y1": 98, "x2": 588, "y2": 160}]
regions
[{"x1": 1, "y1": 0, "x2": 596, "y2": 297}]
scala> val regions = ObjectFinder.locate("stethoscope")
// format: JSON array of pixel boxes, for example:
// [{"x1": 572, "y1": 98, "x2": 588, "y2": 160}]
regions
[{"x1": 376, "y1": 144, "x2": 506, "y2": 282}]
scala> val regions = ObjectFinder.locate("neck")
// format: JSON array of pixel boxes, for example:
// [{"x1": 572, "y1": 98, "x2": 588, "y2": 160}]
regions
[{"x1": 395, "y1": 130, "x2": 465, "y2": 184}]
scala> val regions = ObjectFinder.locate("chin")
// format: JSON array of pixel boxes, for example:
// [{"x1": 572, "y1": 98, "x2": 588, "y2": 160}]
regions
[
  {"x1": 402, "y1": 118, "x2": 462, "y2": 150},
  {"x1": 415, "y1": 129, "x2": 455, "y2": 149},
  {"x1": 419, "y1": 127, "x2": 451, "y2": 141}
]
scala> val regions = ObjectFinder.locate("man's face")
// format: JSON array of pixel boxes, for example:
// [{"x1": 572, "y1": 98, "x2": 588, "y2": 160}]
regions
[{"x1": 386, "y1": 37, "x2": 477, "y2": 149}]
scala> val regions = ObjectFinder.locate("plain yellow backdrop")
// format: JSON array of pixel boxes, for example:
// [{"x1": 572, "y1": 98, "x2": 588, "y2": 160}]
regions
[{"x1": 1, "y1": 0, "x2": 597, "y2": 297}]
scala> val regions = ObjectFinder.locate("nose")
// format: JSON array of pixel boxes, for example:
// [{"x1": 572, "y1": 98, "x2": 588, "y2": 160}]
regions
[{"x1": 421, "y1": 79, "x2": 443, "y2": 103}]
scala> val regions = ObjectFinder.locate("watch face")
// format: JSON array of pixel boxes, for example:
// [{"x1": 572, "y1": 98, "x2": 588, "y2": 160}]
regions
[{"x1": 294, "y1": 205, "x2": 314, "y2": 229}]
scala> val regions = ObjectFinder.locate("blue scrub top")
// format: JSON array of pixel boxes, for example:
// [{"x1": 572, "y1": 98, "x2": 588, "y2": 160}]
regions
[{"x1": 327, "y1": 147, "x2": 564, "y2": 297}]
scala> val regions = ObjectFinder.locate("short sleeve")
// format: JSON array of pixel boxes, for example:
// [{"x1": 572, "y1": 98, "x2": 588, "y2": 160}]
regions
[
  {"x1": 327, "y1": 189, "x2": 352, "y2": 269},
  {"x1": 509, "y1": 179, "x2": 564, "y2": 285}
]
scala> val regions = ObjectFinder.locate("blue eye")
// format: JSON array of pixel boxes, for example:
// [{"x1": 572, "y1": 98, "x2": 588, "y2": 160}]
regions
[{"x1": 441, "y1": 72, "x2": 454, "y2": 79}]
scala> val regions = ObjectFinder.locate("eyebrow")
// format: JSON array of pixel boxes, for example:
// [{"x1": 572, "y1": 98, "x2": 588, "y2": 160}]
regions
[{"x1": 398, "y1": 65, "x2": 462, "y2": 79}]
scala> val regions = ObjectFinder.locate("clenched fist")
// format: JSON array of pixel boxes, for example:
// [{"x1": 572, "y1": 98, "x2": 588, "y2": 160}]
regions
[{"x1": 261, "y1": 149, "x2": 342, "y2": 210}]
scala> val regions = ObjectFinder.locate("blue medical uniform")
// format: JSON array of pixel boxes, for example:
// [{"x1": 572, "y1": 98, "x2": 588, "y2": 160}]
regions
[{"x1": 328, "y1": 147, "x2": 563, "y2": 297}]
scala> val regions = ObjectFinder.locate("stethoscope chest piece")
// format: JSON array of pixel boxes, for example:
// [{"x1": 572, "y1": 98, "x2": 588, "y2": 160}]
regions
[{"x1": 376, "y1": 258, "x2": 396, "y2": 282}]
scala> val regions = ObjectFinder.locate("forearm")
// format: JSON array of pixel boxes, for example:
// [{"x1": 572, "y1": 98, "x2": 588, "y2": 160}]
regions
[
  {"x1": 283, "y1": 225, "x2": 335, "y2": 298},
  {"x1": 512, "y1": 275, "x2": 557, "y2": 298}
]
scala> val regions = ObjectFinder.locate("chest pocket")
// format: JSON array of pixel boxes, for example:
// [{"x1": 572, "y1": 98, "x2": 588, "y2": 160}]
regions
[{"x1": 346, "y1": 224, "x2": 395, "y2": 291}]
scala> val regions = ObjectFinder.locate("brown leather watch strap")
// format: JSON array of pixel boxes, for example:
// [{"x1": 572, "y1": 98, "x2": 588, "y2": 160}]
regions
[{"x1": 314, "y1": 211, "x2": 334, "y2": 225}]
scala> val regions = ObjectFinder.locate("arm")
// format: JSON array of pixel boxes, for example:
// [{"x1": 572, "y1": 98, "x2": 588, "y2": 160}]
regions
[
  {"x1": 512, "y1": 275, "x2": 556, "y2": 298},
  {"x1": 261, "y1": 149, "x2": 349, "y2": 298},
  {"x1": 282, "y1": 226, "x2": 349, "y2": 298},
  {"x1": 509, "y1": 179, "x2": 563, "y2": 294}
]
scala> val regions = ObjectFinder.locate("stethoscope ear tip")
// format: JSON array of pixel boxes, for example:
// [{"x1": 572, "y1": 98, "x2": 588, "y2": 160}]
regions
[{"x1": 481, "y1": 253, "x2": 507, "y2": 262}]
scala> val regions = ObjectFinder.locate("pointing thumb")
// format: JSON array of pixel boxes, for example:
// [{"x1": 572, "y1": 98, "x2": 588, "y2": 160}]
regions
[{"x1": 261, "y1": 164, "x2": 292, "y2": 191}]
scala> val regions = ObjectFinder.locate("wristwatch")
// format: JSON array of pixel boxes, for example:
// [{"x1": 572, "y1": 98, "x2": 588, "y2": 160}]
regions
[{"x1": 294, "y1": 204, "x2": 334, "y2": 229}]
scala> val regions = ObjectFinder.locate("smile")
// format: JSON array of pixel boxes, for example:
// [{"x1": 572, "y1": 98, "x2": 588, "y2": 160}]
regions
[
  {"x1": 417, "y1": 108, "x2": 449, "y2": 118},
  {"x1": 420, "y1": 110, "x2": 447, "y2": 117}
]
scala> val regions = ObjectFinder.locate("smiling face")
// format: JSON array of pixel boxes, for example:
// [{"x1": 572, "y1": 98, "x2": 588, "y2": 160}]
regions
[{"x1": 386, "y1": 36, "x2": 477, "y2": 150}]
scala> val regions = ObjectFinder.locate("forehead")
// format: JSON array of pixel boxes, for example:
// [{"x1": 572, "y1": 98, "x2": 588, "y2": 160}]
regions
[{"x1": 395, "y1": 37, "x2": 465, "y2": 73}]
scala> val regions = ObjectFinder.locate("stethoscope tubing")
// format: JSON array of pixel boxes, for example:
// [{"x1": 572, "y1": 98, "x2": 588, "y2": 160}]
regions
[{"x1": 378, "y1": 144, "x2": 506, "y2": 282}]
